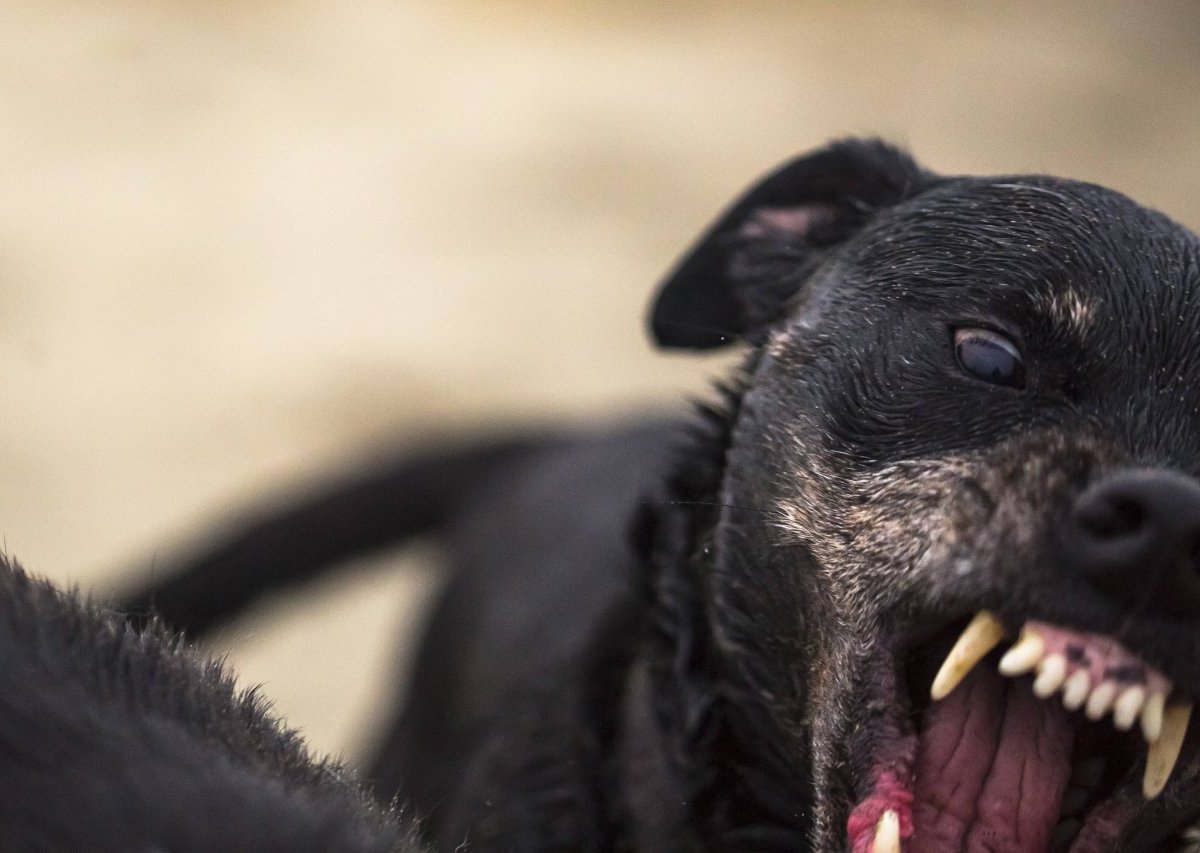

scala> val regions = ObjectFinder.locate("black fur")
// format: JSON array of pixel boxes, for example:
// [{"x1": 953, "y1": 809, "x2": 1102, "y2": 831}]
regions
[
  {"x1": 117, "y1": 140, "x2": 1200, "y2": 851},
  {"x1": 0, "y1": 555, "x2": 420, "y2": 851}
]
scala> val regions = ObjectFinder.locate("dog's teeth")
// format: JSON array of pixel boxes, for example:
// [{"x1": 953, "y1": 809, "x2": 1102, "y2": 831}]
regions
[
  {"x1": 931, "y1": 611, "x2": 1005, "y2": 701},
  {"x1": 1033, "y1": 654, "x2": 1068, "y2": 699},
  {"x1": 1141, "y1": 692, "x2": 1166, "y2": 742},
  {"x1": 998, "y1": 627, "x2": 1045, "y2": 676},
  {"x1": 1113, "y1": 686, "x2": 1146, "y2": 731},
  {"x1": 872, "y1": 809, "x2": 901, "y2": 853},
  {"x1": 1062, "y1": 670, "x2": 1090, "y2": 710},
  {"x1": 1085, "y1": 681, "x2": 1118, "y2": 721},
  {"x1": 1143, "y1": 702, "x2": 1193, "y2": 799}
]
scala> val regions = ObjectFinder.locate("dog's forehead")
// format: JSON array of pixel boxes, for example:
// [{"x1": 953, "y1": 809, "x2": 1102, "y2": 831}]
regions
[
  {"x1": 839, "y1": 175, "x2": 1200, "y2": 341},
  {"x1": 757, "y1": 176, "x2": 1200, "y2": 466}
]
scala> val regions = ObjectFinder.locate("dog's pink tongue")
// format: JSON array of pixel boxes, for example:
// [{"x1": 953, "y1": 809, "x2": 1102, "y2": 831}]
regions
[{"x1": 910, "y1": 666, "x2": 1073, "y2": 852}]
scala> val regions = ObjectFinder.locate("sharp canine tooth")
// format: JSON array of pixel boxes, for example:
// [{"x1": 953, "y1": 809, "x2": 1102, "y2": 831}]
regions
[
  {"x1": 1142, "y1": 692, "x2": 1166, "y2": 743},
  {"x1": 1033, "y1": 654, "x2": 1068, "y2": 699},
  {"x1": 873, "y1": 809, "x2": 901, "y2": 853},
  {"x1": 1062, "y1": 670, "x2": 1090, "y2": 710},
  {"x1": 998, "y1": 628, "x2": 1045, "y2": 676},
  {"x1": 1085, "y1": 681, "x2": 1118, "y2": 721},
  {"x1": 1143, "y1": 702, "x2": 1193, "y2": 799},
  {"x1": 931, "y1": 611, "x2": 1005, "y2": 701},
  {"x1": 1113, "y1": 686, "x2": 1146, "y2": 731}
]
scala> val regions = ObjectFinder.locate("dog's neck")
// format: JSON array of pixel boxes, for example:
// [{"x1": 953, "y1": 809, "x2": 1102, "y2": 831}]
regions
[
  {"x1": 623, "y1": 552, "x2": 814, "y2": 852},
  {"x1": 614, "y1": 377, "x2": 815, "y2": 851},
  {"x1": 615, "y1": 656, "x2": 697, "y2": 849}
]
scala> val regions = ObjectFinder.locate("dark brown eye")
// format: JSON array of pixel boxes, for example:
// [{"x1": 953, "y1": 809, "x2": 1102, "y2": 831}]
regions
[{"x1": 953, "y1": 328, "x2": 1026, "y2": 388}]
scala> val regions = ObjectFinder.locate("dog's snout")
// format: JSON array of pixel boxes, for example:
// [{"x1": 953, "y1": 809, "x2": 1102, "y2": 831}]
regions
[{"x1": 1068, "y1": 470, "x2": 1200, "y2": 619}]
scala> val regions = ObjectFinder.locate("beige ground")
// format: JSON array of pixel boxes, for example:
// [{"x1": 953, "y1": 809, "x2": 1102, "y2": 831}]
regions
[{"x1": 3, "y1": 1, "x2": 1200, "y2": 766}]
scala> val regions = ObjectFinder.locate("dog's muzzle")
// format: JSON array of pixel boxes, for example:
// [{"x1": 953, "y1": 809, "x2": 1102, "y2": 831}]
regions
[{"x1": 849, "y1": 468, "x2": 1200, "y2": 852}]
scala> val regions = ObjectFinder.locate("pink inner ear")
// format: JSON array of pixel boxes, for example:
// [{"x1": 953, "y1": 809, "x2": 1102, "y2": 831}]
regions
[{"x1": 740, "y1": 204, "x2": 837, "y2": 239}]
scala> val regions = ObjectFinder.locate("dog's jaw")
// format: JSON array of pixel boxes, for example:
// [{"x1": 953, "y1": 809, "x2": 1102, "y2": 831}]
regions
[
  {"x1": 789, "y1": 494, "x2": 1200, "y2": 851},
  {"x1": 840, "y1": 656, "x2": 1078, "y2": 853},
  {"x1": 793, "y1": 613, "x2": 1196, "y2": 853},
  {"x1": 705, "y1": 392, "x2": 1200, "y2": 850}
]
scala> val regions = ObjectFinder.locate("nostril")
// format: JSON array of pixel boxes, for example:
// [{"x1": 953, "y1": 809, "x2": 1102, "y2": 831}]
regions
[
  {"x1": 1068, "y1": 469, "x2": 1200, "y2": 620},
  {"x1": 1077, "y1": 495, "x2": 1146, "y2": 540}
]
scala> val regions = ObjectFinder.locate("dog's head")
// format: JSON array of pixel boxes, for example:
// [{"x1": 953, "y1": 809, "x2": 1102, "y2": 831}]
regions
[{"x1": 649, "y1": 140, "x2": 1200, "y2": 852}]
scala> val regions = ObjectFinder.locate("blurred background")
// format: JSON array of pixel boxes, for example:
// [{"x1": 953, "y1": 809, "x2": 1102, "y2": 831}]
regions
[{"x1": 3, "y1": 1, "x2": 1200, "y2": 766}]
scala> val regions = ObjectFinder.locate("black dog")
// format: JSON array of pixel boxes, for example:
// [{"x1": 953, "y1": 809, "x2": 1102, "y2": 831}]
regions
[
  {"x1": 0, "y1": 555, "x2": 421, "y2": 851},
  {"x1": 121, "y1": 139, "x2": 1200, "y2": 851}
]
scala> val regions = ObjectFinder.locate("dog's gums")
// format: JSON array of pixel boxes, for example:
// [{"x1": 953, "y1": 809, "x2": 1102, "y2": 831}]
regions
[
  {"x1": 852, "y1": 611, "x2": 1195, "y2": 852},
  {"x1": 934, "y1": 613, "x2": 1177, "y2": 746}
]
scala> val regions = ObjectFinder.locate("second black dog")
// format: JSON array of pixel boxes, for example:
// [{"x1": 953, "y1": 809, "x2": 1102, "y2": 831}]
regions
[{"x1": 0, "y1": 554, "x2": 420, "y2": 851}]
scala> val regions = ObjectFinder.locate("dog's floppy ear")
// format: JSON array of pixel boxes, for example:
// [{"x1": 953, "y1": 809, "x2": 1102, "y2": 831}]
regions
[{"x1": 650, "y1": 139, "x2": 933, "y2": 349}]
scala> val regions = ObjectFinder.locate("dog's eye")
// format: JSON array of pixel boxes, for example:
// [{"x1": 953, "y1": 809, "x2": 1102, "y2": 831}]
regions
[{"x1": 953, "y1": 328, "x2": 1026, "y2": 388}]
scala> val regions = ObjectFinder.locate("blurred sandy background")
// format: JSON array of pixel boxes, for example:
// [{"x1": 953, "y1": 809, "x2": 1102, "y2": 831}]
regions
[{"x1": 3, "y1": 1, "x2": 1200, "y2": 767}]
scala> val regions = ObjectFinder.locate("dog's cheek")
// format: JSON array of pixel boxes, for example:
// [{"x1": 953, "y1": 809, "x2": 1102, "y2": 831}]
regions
[
  {"x1": 771, "y1": 429, "x2": 1118, "y2": 624},
  {"x1": 904, "y1": 430, "x2": 1123, "y2": 611},
  {"x1": 723, "y1": 393, "x2": 881, "y2": 629},
  {"x1": 705, "y1": 399, "x2": 839, "y2": 709},
  {"x1": 838, "y1": 457, "x2": 986, "y2": 617}
]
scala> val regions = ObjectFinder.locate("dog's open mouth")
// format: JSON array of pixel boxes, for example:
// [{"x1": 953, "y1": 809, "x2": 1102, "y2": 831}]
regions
[{"x1": 846, "y1": 612, "x2": 1195, "y2": 852}]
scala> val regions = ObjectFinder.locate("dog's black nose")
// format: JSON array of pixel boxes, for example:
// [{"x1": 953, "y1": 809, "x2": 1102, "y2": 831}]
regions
[{"x1": 1069, "y1": 470, "x2": 1200, "y2": 619}]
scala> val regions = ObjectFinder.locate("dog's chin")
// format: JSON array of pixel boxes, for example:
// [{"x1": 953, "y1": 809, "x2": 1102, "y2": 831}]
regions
[{"x1": 838, "y1": 613, "x2": 1199, "y2": 853}]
